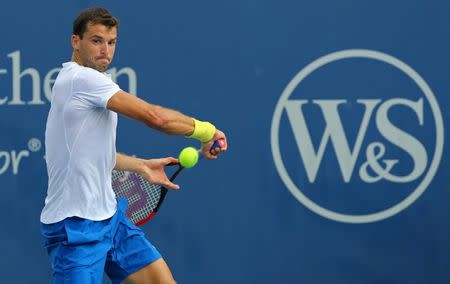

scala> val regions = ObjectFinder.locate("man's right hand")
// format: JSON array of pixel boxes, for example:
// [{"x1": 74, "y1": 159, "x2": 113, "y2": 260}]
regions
[{"x1": 200, "y1": 129, "x2": 228, "y2": 159}]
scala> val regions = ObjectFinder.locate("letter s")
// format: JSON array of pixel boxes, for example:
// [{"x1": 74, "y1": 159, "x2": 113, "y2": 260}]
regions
[{"x1": 376, "y1": 98, "x2": 427, "y2": 182}]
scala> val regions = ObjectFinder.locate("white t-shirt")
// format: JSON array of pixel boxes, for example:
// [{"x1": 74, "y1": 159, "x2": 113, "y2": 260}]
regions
[{"x1": 40, "y1": 62, "x2": 121, "y2": 224}]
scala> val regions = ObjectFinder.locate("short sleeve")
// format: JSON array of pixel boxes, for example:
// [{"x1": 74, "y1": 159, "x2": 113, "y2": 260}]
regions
[{"x1": 72, "y1": 67, "x2": 121, "y2": 108}]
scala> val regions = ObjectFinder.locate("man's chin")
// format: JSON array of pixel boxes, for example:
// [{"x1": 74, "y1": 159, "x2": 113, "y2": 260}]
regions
[{"x1": 93, "y1": 63, "x2": 109, "y2": 72}]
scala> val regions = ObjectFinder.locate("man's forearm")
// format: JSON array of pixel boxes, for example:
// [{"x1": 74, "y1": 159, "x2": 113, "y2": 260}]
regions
[
  {"x1": 114, "y1": 152, "x2": 145, "y2": 172},
  {"x1": 107, "y1": 91, "x2": 195, "y2": 136},
  {"x1": 107, "y1": 90, "x2": 217, "y2": 143},
  {"x1": 149, "y1": 104, "x2": 196, "y2": 135}
]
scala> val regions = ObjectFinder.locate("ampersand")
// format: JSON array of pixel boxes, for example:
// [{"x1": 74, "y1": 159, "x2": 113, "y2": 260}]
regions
[{"x1": 359, "y1": 142, "x2": 398, "y2": 183}]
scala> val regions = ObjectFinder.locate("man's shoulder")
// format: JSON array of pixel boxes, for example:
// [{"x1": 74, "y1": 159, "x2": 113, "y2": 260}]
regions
[
  {"x1": 73, "y1": 64, "x2": 102, "y2": 78},
  {"x1": 66, "y1": 64, "x2": 117, "y2": 95},
  {"x1": 71, "y1": 65, "x2": 112, "y2": 88}
]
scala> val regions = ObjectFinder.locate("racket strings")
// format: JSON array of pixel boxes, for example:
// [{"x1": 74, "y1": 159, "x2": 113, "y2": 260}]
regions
[{"x1": 112, "y1": 170, "x2": 163, "y2": 224}]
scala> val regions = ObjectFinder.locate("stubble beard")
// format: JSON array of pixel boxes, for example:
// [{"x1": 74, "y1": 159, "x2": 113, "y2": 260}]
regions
[{"x1": 78, "y1": 51, "x2": 110, "y2": 72}]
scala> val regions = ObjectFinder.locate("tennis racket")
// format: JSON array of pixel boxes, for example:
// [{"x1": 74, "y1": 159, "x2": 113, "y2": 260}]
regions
[{"x1": 112, "y1": 139, "x2": 225, "y2": 226}]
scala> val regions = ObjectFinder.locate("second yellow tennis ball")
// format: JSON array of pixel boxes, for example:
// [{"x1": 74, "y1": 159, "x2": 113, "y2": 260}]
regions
[{"x1": 178, "y1": 147, "x2": 199, "y2": 168}]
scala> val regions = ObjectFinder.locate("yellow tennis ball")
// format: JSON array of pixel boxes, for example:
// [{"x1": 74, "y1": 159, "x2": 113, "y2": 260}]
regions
[{"x1": 178, "y1": 147, "x2": 199, "y2": 168}]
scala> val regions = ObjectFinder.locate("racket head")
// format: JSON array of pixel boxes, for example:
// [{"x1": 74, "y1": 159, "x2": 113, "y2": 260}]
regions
[{"x1": 112, "y1": 164, "x2": 182, "y2": 226}]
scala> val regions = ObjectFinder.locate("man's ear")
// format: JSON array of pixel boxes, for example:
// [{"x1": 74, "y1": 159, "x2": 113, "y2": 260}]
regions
[{"x1": 71, "y1": 35, "x2": 80, "y2": 50}]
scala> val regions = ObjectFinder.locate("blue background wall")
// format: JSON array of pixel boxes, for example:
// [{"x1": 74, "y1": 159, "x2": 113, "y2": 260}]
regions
[{"x1": 1, "y1": 1, "x2": 449, "y2": 283}]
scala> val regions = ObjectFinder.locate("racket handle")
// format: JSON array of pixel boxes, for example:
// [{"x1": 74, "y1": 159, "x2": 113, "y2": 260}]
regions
[{"x1": 210, "y1": 138, "x2": 225, "y2": 154}]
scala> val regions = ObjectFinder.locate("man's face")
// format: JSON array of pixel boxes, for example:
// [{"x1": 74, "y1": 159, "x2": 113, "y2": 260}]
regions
[{"x1": 72, "y1": 23, "x2": 117, "y2": 72}]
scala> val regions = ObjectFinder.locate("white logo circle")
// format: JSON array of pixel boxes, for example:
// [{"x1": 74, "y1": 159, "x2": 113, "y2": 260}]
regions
[
  {"x1": 270, "y1": 49, "x2": 444, "y2": 223},
  {"x1": 28, "y1": 138, "x2": 42, "y2": 152}
]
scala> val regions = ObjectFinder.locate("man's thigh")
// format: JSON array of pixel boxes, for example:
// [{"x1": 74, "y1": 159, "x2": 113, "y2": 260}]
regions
[
  {"x1": 104, "y1": 203, "x2": 162, "y2": 283},
  {"x1": 42, "y1": 217, "x2": 113, "y2": 284},
  {"x1": 124, "y1": 258, "x2": 176, "y2": 284}
]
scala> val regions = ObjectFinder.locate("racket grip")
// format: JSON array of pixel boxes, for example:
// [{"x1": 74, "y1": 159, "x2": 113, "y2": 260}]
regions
[{"x1": 210, "y1": 138, "x2": 225, "y2": 154}]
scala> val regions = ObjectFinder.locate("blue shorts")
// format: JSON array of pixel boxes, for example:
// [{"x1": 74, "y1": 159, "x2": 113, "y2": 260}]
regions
[{"x1": 41, "y1": 198, "x2": 161, "y2": 284}]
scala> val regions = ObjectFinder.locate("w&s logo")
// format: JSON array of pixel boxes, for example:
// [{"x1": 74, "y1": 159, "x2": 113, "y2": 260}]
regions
[{"x1": 271, "y1": 49, "x2": 444, "y2": 223}]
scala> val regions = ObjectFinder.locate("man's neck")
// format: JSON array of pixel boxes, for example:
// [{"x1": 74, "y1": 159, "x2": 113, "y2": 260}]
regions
[{"x1": 71, "y1": 52, "x2": 83, "y2": 66}]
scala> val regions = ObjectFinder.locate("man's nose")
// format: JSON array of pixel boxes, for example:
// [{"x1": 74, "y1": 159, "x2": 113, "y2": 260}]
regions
[{"x1": 100, "y1": 43, "x2": 109, "y2": 54}]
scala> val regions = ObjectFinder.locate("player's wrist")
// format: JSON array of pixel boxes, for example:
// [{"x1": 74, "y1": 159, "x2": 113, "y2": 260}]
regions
[
  {"x1": 187, "y1": 118, "x2": 216, "y2": 143},
  {"x1": 134, "y1": 159, "x2": 148, "y2": 175}
]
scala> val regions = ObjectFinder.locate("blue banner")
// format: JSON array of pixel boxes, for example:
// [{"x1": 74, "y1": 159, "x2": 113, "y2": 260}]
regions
[{"x1": 1, "y1": 1, "x2": 448, "y2": 283}]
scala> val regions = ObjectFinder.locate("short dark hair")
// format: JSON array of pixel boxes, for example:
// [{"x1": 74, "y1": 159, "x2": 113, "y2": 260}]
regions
[{"x1": 73, "y1": 7, "x2": 119, "y2": 39}]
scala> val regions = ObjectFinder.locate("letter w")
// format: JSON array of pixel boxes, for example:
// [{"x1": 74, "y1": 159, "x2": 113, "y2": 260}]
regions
[{"x1": 285, "y1": 99, "x2": 380, "y2": 182}]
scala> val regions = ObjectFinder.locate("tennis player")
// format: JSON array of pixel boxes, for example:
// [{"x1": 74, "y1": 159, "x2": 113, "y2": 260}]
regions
[{"x1": 40, "y1": 7, "x2": 227, "y2": 284}]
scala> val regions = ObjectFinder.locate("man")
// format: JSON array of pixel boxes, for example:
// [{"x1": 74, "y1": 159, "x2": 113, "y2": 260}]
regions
[{"x1": 40, "y1": 7, "x2": 227, "y2": 284}]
